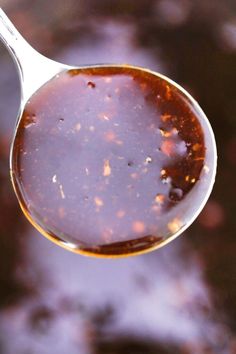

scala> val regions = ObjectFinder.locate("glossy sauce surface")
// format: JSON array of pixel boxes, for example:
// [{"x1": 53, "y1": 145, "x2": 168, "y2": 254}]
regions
[{"x1": 11, "y1": 66, "x2": 215, "y2": 256}]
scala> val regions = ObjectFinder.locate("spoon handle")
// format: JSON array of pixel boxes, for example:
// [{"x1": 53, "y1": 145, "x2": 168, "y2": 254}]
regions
[{"x1": 0, "y1": 8, "x2": 65, "y2": 104}]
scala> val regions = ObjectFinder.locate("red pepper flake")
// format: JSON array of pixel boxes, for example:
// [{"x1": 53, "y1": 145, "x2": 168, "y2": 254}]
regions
[
  {"x1": 115, "y1": 139, "x2": 123, "y2": 145},
  {"x1": 161, "y1": 113, "x2": 172, "y2": 122},
  {"x1": 102, "y1": 227, "x2": 114, "y2": 242},
  {"x1": 140, "y1": 82, "x2": 147, "y2": 91},
  {"x1": 151, "y1": 205, "x2": 161, "y2": 213},
  {"x1": 161, "y1": 169, "x2": 167, "y2": 176},
  {"x1": 155, "y1": 194, "x2": 165, "y2": 204},
  {"x1": 159, "y1": 127, "x2": 178, "y2": 137},
  {"x1": 165, "y1": 85, "x2": 171, "y2": 100},
  {"x1": 104, "y1": 131, "x2": 116, "y2": 142},
  {"x1": 161, "y1": 140, "x2": 175, "y2": 156},
  {"x1": 168, "y1": 218, "x2": 182, "y2": 233},
  {"x1": 192, "y1": 143, "x2": 202, "y2": 151},
  {"x1": 94, "y1": 197, "x2": 104, "y2": 207},
  {"x1": 75, "y1": 123, "x2": 81, "y2": 132},
  {"x1": 103, "y1": 160, "x2": 111, "y2": 176},
  {"x1": 116, "y1": 210, "x2": 125, "y2": 218},
  {"x1": 104, "y1": 77, "x2": 112, "y2": 83},
  {"x1": 142, "y1": 168, "x2": 148, "y2": 174},
  {"x1": 130, "y1": 173, "x2": 138, "y2": 179},
  {"x1": 58, "y1": 207, "x2": 65, "y2": 218},
  {"x1": 132, "y1": 221, "x2": 145, "y2": 233},
  {"x1": 194, "y1": 157, "x2": 204, "y2": 161}
]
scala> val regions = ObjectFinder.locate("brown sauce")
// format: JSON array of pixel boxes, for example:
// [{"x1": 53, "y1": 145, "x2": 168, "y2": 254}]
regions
[{"x1": 11, "y1": 66, "x2": 214, "y2": 257}]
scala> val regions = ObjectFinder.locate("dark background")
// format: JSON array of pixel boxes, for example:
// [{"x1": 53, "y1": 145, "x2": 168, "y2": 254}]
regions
[{"x1": 0, "y1": 0, "x2": 235, "y2": 353}]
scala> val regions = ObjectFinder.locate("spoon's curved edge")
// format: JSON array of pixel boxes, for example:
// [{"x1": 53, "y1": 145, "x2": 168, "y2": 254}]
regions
[{"x1": 9, "y1": 63, "x2": 217, "y2": 258}]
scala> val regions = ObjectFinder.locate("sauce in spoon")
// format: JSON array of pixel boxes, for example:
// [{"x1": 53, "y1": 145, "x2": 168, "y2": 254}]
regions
[{"x1": 11, "y1": 66, "x2": 215, "y2": 256}]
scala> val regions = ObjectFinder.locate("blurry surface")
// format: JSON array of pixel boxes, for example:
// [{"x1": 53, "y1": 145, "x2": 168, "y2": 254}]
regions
[{"x1": 0, "y1": 0, "x2": 235, "y2": 353}]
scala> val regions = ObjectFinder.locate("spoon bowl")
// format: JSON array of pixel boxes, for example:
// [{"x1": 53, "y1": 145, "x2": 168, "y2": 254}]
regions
[{"x1": 0, "y1": 9, "x2": 217, "y2": 257}]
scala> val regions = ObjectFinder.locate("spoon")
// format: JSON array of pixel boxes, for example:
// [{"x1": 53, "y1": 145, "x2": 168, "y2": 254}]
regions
[{"x1": 0, "y1": 8, "x2": 217, "y2": 258}]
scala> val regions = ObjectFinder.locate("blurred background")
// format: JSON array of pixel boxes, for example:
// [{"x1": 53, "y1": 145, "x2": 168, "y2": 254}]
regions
[{"x1": 0, "y1": 0, "x2": 235, "y2": 353}]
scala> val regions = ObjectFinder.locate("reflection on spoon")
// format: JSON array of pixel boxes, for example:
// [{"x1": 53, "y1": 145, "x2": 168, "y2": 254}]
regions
[{"x1": 0, "y1": 9, "x2": 217, "y2": 257}]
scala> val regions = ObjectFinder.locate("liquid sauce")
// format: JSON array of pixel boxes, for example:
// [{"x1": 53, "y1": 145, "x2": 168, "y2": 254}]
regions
[{"x1": 11, "y1": 66, "x2": 213, "y2": 257}]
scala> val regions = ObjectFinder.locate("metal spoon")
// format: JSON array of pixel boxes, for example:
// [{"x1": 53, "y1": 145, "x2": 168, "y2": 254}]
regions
[{"x1": 0, "y1": 8, "x2": 217, "y2": 257}]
